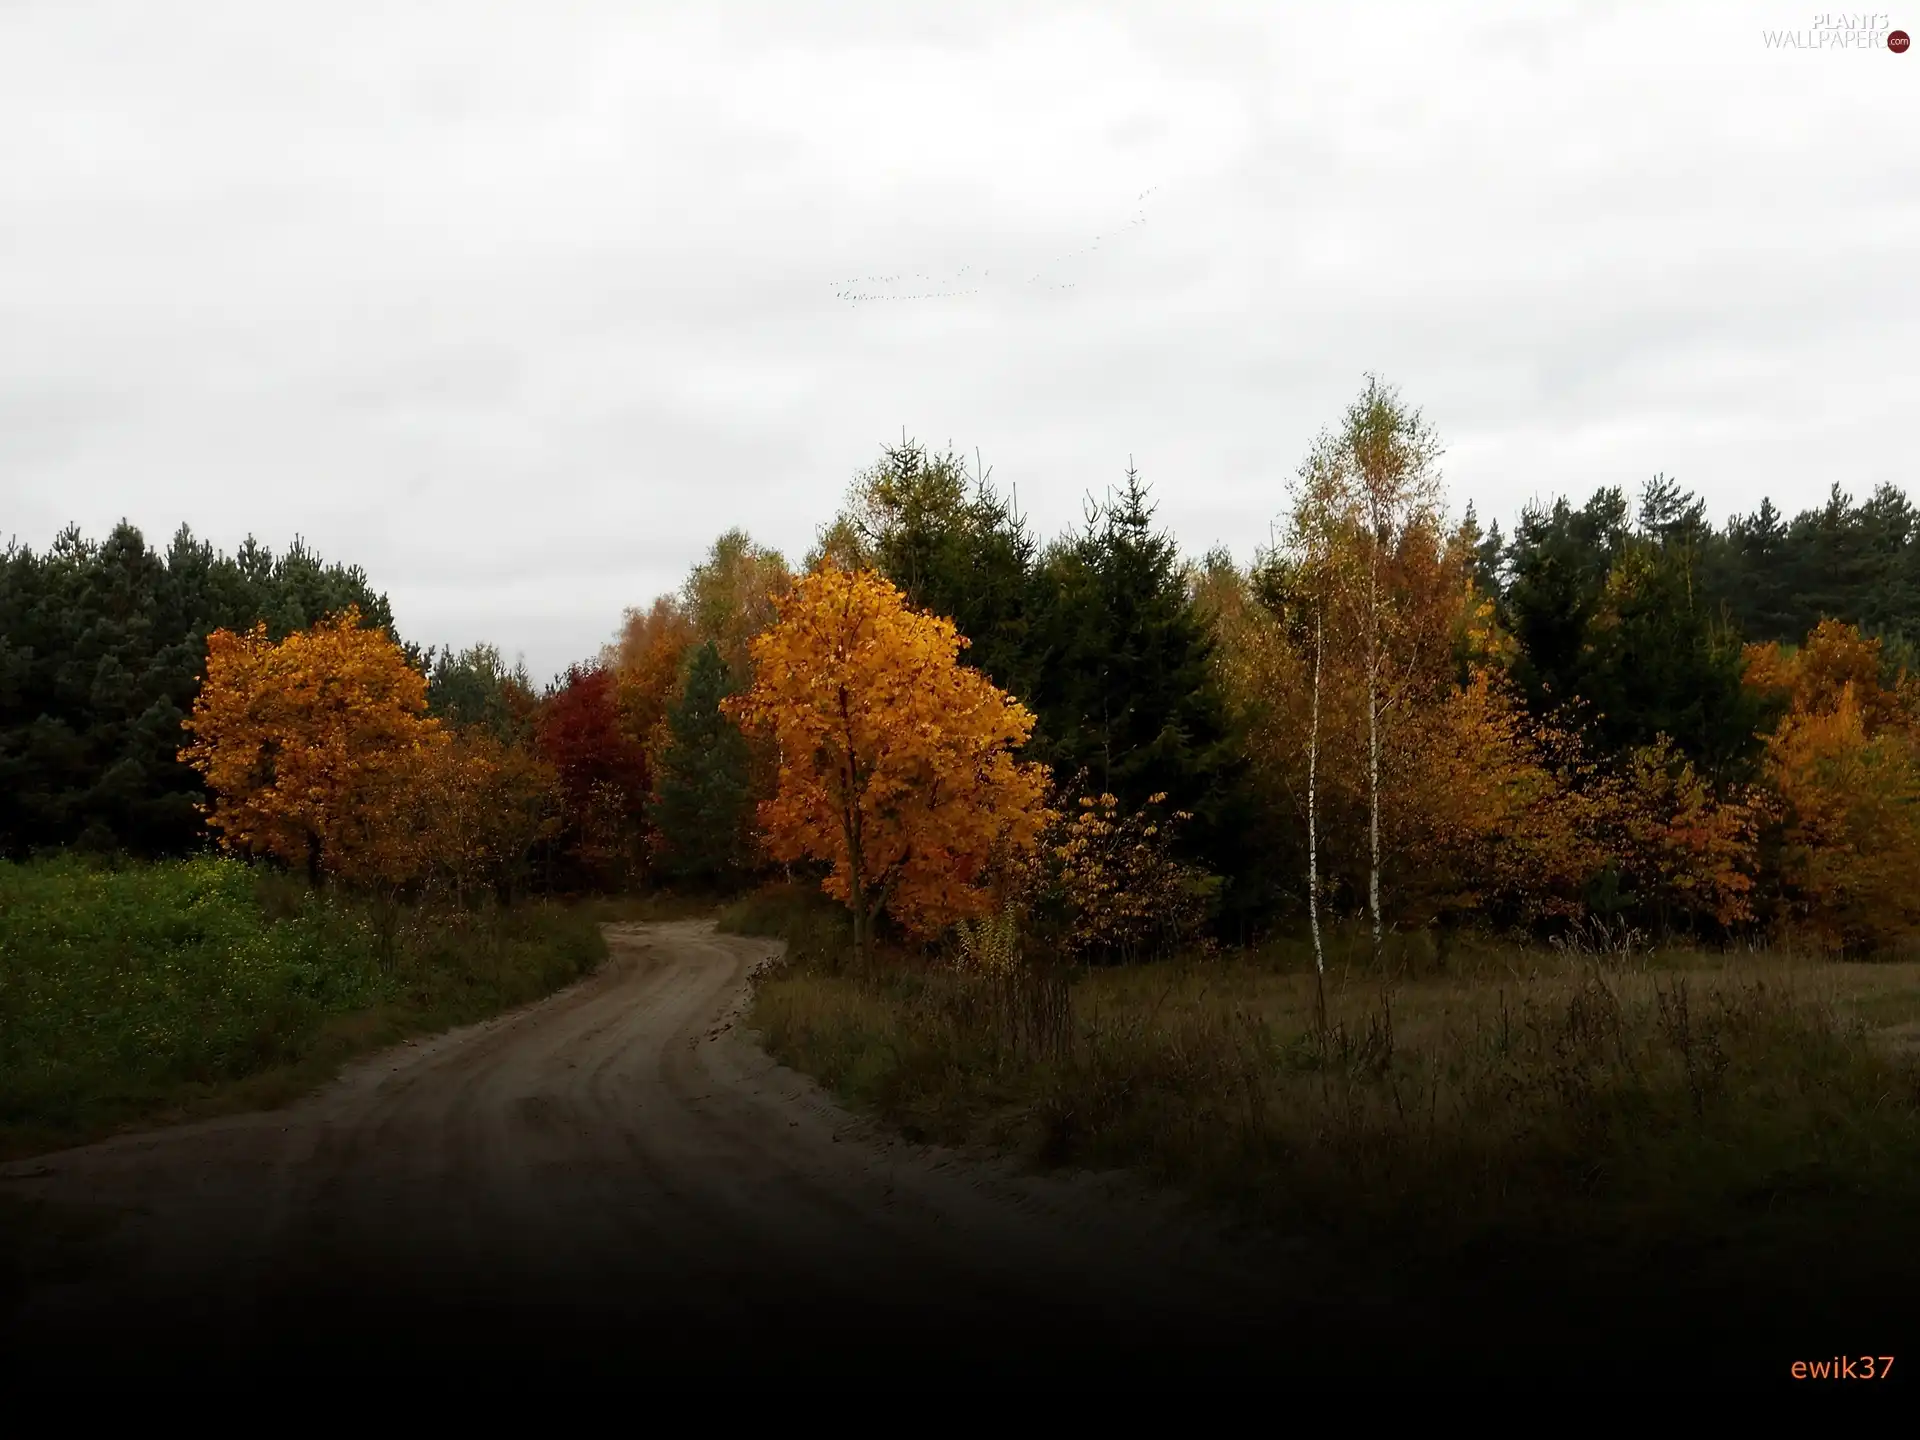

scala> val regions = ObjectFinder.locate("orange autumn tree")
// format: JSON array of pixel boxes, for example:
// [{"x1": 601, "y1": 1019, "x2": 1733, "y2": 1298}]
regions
[
  {"x1": 1396, "y1": 661, "x2": 1610, "y2": 930},
  {"x1": 180, "y1": 606, "x2": 445, "y2": 886},
  {"x1": 1745, "y1": 618, "x2": 1915, "y2": 733},
  {"x1": 605, "y1": 594, "x2": 697, "y2": 778},
  {"x1": 404, "y1": 726, "x2": 563, "y2": 905},
  {"x1": 725, "y1": 565, "x2": 1052, "y2": 962},
  {"x1": 1603, "y1": 738, "x2": 1764, "y2": 932},
  {"x1": 1746, "y1": 620, "x2": 1920, "y2": 952}
]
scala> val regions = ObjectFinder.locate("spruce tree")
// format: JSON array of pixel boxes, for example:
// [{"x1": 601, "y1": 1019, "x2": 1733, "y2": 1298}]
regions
[
  {"x1": 1026, "y1": 465, "x2": 1246, "y2": 899},
  {"x1": 647, "y1": 641, "x2": 753, "y2": 887}
]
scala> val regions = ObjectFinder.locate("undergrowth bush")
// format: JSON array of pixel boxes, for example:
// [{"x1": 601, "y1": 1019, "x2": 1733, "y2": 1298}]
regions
[{"x1": 719, "y1": 881, "x2": 853, "y2": 971}]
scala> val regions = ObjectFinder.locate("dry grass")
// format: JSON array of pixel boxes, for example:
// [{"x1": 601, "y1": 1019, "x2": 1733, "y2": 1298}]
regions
[{"x1": 735, "y1": 887, "x2": 1920, "y2": 1348}]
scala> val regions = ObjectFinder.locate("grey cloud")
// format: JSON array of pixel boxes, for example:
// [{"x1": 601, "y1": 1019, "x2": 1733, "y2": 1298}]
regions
[{"x1": 1, "y1": 1, "x2": 1914, "y2": 686}]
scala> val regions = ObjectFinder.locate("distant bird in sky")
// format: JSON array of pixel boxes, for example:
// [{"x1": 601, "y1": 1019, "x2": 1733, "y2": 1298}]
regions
[{"x1": 830, "y1": 183, "x2": 1161, "y2": 306}]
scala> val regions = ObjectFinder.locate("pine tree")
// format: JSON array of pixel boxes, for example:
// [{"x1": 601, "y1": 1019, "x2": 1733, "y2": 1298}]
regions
[
  {"x1": 834, "y1": 437, "x2": 1040, "y2": 704},
  {"x1": 1578, "y1": 538, "x2": 1769, "y2": 783},
  {"x1": 0, "y1": 520, "x2": 401, "y2": 858},
  {"x1": 1460, "y1": 502, "x2": 1504, "y2": 600},
  {"x1": 1504, "y1": 488, "x2": 1630, "y2": 725},
  {"x1": 647, "y1": 641, "x2": 754, "y2": 887},
  {"x1": 425, "y1": 643, "x2": 538, "y2": 744},
  {"x1": 1501, "y1": 482, "x2": 1766, "y2": 784},
  {"x1": 1713, "y1": 497, "x2": 1792, "y2": 641}
]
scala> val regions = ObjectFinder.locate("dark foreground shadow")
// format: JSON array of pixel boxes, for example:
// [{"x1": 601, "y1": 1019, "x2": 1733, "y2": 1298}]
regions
[{"x1": 6, "y1": 1243, "x2": 1914, "y2": 1390}]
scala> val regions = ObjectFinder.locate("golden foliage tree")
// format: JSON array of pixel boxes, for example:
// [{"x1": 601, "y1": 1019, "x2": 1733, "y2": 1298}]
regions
[
  {"x1": 605, "y1": 595, "x2": 696, "y2": 776},
  {"x1": 1604, "y1": 738, "x2": 1763, "y2": 932},
  {"x1": 725, "y1": 565, "x2": 1052, "y2": 961},
  {"x1": 180, "y1": 607, "x2": 444, "y2": 886},
  {"x1": 1030, "y1": 790, "x2": 1217, "y2": 962},
  {"x1": 1256, "y1": 474, "x2": 1522, "y2": 931},
  {"x1": 1392, "y1": 663, "x2": 1608, "y2": 931},
  {"x1": 1191, "y1": 549, "x2": 1316, "y2": 870},
  {"x1": 1746, "y1": 618, "x2": 1915, "y2": 732},
  {"x1": 1747, "y1": 621, "x2": 1920, "y2": 951},
  {"x1": 1210, "y1": 517, "x2": 1754, "y2": 958},
  {"x1": 404, "y1": 727, "x2": 563, "y2": 904}
]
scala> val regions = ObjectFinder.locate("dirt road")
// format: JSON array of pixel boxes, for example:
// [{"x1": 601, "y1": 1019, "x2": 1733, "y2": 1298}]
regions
[{"x1": 0, "y1": 921, "x2": 1294, "y2": 1378}]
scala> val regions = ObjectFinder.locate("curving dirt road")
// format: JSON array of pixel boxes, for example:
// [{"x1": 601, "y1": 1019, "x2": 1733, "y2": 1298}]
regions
[{"x1": 0, "y1": 921, "x2": 1296, "y2": 1379}]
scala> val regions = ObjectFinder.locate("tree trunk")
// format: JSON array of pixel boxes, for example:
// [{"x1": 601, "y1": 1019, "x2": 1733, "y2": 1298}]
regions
[
  {"x1": 838, "y1": 684, "x2": 865, "y2": 972},
  {"x1": 1308, "y1": 605, "x2": 1327, "y2": 1038},
  {"x1": 841, "y1": 798, "x2": 866, "y2": 973}
]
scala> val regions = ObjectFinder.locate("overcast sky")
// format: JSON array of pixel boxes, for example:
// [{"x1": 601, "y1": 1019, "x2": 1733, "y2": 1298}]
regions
[{"x1": 3, "y1": 1, "x2": 1915, "y2": 683}]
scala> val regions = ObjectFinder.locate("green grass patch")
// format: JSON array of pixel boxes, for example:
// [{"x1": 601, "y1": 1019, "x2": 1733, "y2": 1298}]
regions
[{"x1": 0, "y1": 853, "x2": 607, "y2": 1158}]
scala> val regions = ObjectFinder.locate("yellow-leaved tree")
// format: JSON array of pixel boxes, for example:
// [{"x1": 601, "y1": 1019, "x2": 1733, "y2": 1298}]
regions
[
  {"x1": 1746, "y1": 620, "x2": 1920, "y2": 952},
  {"x1": 605, "y1": 594, "x2": 696, "y2": 780},
  {"x1": 180, "y1": 606, "x2": 445, "y2": 886},
  {"x1": 1603, "y1": 738, "x2": 1763, "y2": 933},
  {"x1": 725, "y1": 565, "x2": 1051, "y2": 962},
  {"x1": 403, "y1": 727, "x2": 564, "y2": 905},
  {"x1": 1035, "y1": 790, "x2": 1215, "y2": 963},
  {"x1": 1394, "y1": 662, "x2": 1611, "y2": 931}
]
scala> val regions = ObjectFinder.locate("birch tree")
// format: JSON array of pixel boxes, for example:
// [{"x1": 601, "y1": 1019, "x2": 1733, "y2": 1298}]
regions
[
  {"x1": 1293, "y1": 377, "x2": 1444, "y2": 968},
  {"x1": 1284, "y1": 451, "x2": 1360, "y2": 1026}
]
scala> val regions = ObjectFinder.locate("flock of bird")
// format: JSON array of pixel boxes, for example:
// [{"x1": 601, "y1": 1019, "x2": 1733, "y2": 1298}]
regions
[{"x1": 830, "y1": 186, "x2": 1160, "y2": 305}]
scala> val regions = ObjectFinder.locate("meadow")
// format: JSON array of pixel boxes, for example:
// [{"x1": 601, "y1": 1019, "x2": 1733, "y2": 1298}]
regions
[{"x1": 727, "y1": 885, "x2": 1920, "y2": 1358}]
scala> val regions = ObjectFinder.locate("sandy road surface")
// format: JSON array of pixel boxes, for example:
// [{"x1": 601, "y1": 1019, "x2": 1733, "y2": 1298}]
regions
[{"x1": 0, "y1": 921, "x2": 1297, "y2": 1378}]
